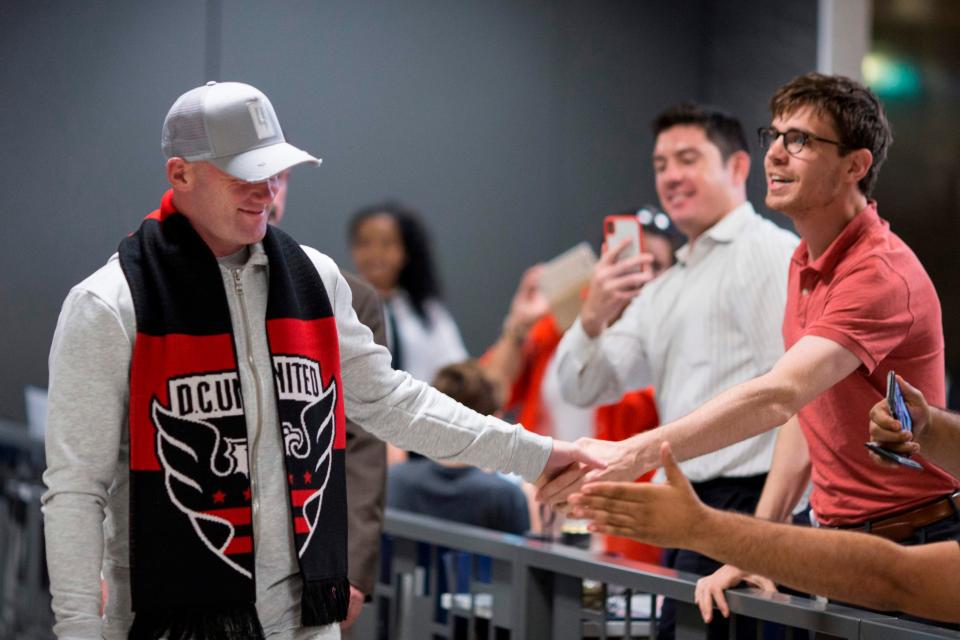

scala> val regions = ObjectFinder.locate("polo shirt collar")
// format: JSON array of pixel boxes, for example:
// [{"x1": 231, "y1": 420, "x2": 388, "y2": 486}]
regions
[
  {"x1": 675, "y1": 201, "x2": 756, "y2": 264},
  {"x1": 792, "y1": 201, "x2": 880, "y2": 276}
]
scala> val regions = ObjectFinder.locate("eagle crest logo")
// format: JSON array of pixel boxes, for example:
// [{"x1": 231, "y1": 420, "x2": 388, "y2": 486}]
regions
[{"x1": 151, "y1": 358, "x2": 336, "y2": 576}]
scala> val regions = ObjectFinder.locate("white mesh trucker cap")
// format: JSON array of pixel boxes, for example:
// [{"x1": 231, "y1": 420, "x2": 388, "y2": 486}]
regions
[{"x1": 161, "y1": 81, "x2": 321, "y2": 182}]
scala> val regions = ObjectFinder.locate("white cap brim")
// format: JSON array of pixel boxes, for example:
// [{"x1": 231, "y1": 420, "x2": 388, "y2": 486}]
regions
[{"x1": 210, "y1": 141, "x2": 321, "y2": 182}]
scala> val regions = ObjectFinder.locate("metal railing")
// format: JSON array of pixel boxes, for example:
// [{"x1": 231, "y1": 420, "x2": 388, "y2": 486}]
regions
[
  {"x1": 5, "y1": 405, "x2": 960, "y2": 640},
  {"x1": 376, "y1": 508, "x2": 960, "y2": 640},
  {"x1": 0, "y1": 419, "x2": 52, "y2": 640}
]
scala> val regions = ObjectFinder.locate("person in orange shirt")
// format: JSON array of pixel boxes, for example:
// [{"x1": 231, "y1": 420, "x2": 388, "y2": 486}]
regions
[{"x1": 483, "y1": 208, "x2": 682, "y2": 562}]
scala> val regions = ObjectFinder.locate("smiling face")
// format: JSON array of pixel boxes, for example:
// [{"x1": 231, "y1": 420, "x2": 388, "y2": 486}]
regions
[
  {"x1": 652, "y1": 125, "x2": 747, "y2": 240},
  {"x1": 174, "y1": 161, "x2": 280, "y2": 256},
  {"x1": 350, "y1": 213, "x2": 406, "y2": 293},
  {"x1": 763, "y1": 107, "x2": 847, "y2": 219}
]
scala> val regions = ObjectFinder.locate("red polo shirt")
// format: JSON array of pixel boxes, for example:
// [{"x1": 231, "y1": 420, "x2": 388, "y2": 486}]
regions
[{"x1": 783, "y1": 202, "x2": 958, "y2": 527}]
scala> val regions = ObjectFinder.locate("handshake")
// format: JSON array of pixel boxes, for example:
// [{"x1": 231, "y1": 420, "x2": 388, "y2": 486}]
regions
[{"x1": 536, "y1": 437, "x2": 645, "y2": 507}]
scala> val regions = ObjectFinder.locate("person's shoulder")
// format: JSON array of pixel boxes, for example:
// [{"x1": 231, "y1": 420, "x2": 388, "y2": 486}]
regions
[
  {"x1": 298, "y1": 244, "x2": 340, "y2": 276},
  {"x1": 297, "y1": 244, "x2": 348, "y2": 295},
  {"x1": 742, "y1": 208, "x2": 799, "y2": 250},
  {"x1": 70, "y1": 253, "x2": 130, "y2": 312},
  {"x1": 733, "y1": 208, "x2": 799, "y2": 269}
]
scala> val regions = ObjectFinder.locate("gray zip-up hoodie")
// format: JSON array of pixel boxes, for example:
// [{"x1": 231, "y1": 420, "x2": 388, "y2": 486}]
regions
[{"x1": 42, "y1": 243, "x2": 552, "y2": 639}]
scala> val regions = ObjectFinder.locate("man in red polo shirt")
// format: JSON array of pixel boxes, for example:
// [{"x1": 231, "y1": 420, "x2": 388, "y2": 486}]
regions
[{"x1": 540, "y1": 72, "x2": 959, "y2": 613}]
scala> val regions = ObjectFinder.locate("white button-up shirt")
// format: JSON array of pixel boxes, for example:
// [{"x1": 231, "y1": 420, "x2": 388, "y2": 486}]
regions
[{"x1": 555, "y1": 202, "x2": 799, "y2": 482}]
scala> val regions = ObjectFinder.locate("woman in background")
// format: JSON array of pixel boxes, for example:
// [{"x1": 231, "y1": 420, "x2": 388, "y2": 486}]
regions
[{"x1": 349, "y1": 202, "x2": 468, "y2": 384}]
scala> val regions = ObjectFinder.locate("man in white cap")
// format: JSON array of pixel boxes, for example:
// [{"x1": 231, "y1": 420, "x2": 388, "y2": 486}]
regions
[{"x1": 42, "y1": 81, "x2": 599, "y2": 639}]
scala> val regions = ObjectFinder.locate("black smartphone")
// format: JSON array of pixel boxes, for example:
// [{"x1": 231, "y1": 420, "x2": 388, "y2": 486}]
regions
[{"x1": 864, "y1": 371, "x2": 923, "y2": 471}]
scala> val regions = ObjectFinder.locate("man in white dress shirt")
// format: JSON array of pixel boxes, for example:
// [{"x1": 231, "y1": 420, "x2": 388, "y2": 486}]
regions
[{"x1": 551, "y1": 102, "x2": 798, "y2": 639}]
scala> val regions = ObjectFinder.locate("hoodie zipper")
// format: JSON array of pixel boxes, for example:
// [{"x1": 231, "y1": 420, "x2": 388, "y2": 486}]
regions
[{"x1": 233, "y1": 268, "x2": 263, "y2": 548}]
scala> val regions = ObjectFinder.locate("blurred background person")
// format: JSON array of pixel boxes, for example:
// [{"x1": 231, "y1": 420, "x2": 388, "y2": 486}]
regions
[
  {"x1": 349, "y1": 202, "x2": 468, "y2": 384},
  {"x1": 482, "y1": 206, "x2": 683, "y2": 563}
]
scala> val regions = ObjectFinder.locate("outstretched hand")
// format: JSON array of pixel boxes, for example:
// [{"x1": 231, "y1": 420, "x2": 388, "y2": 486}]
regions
[
  {"x1": 567, "y1": 442, "x2": 705, "y2": 547},
  {"x1": 535, "y1": 439, "x2": 608, "y2": 501},
  {"x1": 536, "y1": 437, "x2": 637, "y2": 505},
  {"x1": 868, "y1": 375, "x2": 930, "y2": 466}
]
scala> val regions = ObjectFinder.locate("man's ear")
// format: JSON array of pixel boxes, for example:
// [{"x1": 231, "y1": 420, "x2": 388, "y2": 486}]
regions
[
  {"x1": 845, "y1": 148, "x2": 873, "y2": 189},
  {"x1": 727, "y1": 150, "x2": 751, "y2": 186},
  {"x1": 166, "y1": 157, "x2": 196, "y2": 192}
]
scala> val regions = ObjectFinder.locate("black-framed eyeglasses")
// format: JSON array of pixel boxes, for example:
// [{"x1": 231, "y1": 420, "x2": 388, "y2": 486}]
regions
[{"x1": 757, "y1": 127, "x2": 846, "y2": 156}]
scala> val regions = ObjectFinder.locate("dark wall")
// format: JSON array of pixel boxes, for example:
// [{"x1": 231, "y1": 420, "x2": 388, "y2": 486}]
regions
[
  {"x1": 699, "y1": 0, "x2": 818, "y2": 228},
  {"x1": 0, "y1": 0, "x2": 817, "y2": 422},
  {"x1": 0, "y1": 2, "x2": 207, "y2": 422}
]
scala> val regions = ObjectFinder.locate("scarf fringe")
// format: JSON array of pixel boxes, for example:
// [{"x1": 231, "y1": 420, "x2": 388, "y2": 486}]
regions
[
  {"x1": 129, "y1": 604, "x2": 265, "y2": 640},
  {"x1": 301, "y1": 576, "x2": 351, "y2": 626}
]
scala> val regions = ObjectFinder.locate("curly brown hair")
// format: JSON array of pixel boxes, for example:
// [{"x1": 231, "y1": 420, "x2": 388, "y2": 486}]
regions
[{"x1": 770, "y1": 73, "x2": 892, "y2": 196}]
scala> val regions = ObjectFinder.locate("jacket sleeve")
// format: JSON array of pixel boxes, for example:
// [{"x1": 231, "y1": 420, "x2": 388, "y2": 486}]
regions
[
  {"x1": 341, "y1": 272, "x2": 388, "y2": 596},
  {"x1": 303, "y1": 248, "x2": 553, "y2": 482},
  {"x1": 42, "y1": 287, "x2": 131, "y2": 639}
]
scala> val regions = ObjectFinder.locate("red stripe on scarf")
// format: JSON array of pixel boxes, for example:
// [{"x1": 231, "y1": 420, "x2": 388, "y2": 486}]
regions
[
  {"x1": 129, "y1": 332, "x2": 237, "y2": 471},
  {"x1": 266, "y1": 318, "x2": 346, "y2": 450},
  {"x1": 225, "y1": 536, "x2": 253, "y2": 555},
  {"x1": 204, "y1": 507, "x2": 253, "y2": 526}
]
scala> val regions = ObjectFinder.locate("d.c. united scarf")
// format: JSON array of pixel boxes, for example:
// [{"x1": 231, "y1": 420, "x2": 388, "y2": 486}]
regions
[{"x1": 119, "y1": 190, "x2": 349, "y2": 639}]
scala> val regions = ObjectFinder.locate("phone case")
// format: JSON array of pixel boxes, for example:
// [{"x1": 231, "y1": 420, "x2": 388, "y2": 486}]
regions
[
  {"x1": 886, "y1": 371, "x2": 913, "y2": 433},
  {"x1": 603, "y1": 215, "x2": 644, "y2": 259}
]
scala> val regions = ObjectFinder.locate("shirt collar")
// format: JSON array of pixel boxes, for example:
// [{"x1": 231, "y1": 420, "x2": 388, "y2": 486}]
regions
[
  {"x1": 791, "y1": 201, "x2": 881, "y2": 276},
  {"x1": 217, "y1": 242, "x2": 268, "y2": 269},
  {"x1": 675, "y1": 201, "x2": 756, "y2": 264}
]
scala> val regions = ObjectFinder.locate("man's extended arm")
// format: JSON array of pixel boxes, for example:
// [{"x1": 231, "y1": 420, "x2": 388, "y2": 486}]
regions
[
  {"x1": 540, "y1": 335, "x2": 859, "y2": 503},
  {"x1": 308, "y1": 250, "x2": 599, "y2": 484},
  {"x1": 631, "y1": 335, "x2": 860, "y2": 473},
  {"x1": 572, "y1": 444, "x2": 960, "y2": 624}
]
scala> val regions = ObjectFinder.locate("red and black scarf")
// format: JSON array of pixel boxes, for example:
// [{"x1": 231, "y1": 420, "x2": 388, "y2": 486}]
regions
[{"x1": 119, "y1": 191, "x2": 349, "y2": 639}]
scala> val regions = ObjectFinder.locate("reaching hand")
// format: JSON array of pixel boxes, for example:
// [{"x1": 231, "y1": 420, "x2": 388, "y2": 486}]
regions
[
  {"x1": 340, "y1": 584, "x2": 366, "y2": 629},
  {"x1": 580, "y1": 239, "x2": 654, "y2": 338},
  {"x1": 867, "y1": 375, "x2": 930, "y2": 465},
  {"x1": 535, "y1": 439, "x2": 608, "y2": 502},
  {"x1": 694, "y1": 565, "x2": 776, "y2": 622},
  {"x1": 567, "y1": 442, "x2": 704, "y2": 547},
  {"x1": 536, "y1": 437, "x2": 637, "y2": 505},
  {"x1": 505, "y1": 265, "x2": 550, "y2": 334}
]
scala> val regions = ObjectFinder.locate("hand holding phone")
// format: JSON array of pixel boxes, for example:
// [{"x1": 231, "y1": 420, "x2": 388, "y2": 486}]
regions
[
  {"x1": 864, "y1": 371, "x2": 923, "y2": 471},
  {"x1": 580, "y1": 217, "x2": 654, "y2": 337},
  {"x1": 603, "y1": 215, "x2": 645, "y2": 261}
]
